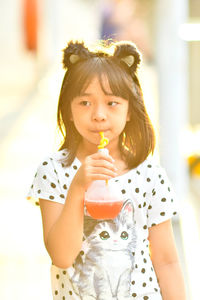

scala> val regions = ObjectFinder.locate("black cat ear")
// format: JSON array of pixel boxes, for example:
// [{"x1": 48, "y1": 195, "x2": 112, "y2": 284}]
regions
[
  {"x1": 62, "y1": 41, "x2": 92, "y2": 69},
  {"x1": 113, "y1": 42, "x2": 141, "y2": 74}
]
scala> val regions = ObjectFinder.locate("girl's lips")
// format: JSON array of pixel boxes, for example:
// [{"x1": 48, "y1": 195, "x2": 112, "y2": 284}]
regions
[{"x1": 91, "y1": 130, "x2": 109, "y2": 133}]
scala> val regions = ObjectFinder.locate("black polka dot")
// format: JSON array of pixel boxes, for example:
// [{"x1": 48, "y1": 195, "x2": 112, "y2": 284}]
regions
[
  {"x1": 171, "y1": 198, "x2": 174, "y2": 202},
  {"x1": 55, "y1": 290, "x2": 58, "y2": 295},
  {"x1": 49, "y1": 195, "x2": 54, "y2": 200},
  {"x1": 135, "y1": 188, "x2": 139, "y2": 193},
  {"x1": 144, "y1": 297, "x2": 149, "y2": 300},
  {"x1": 160, "y1": 212, "x2": 165, "y2": 216},
  {"x1": 148, "y1": 205, "x2": 152, "y2": 209},
  {"x1": 151, "y1": 223, "x2": 156, "y2": 227},
  {"x1": 141, "y1": 250, "x2": 144, "y2": 255},
  {"x1": 136, "y1": 171, "x2": 140, "y2": 175},
  {"x1": 34, "y1": 172, "x2": 37, "y2": 177},
  {"x1": 141, "y1": 268, "x2": 146, "y2": 273},
  {"x1": 62, "y1": 152, "x2": 66, "y2": 156},
  {"x1": 161, "y1": 198, "x2": 166, "y2": 202},
  {"x1": 131, "y1": 280, "x2": 135, "y2": 285},
  {"x1": 160, "y1": 179, "x2": 164, "y2": 184},
  {"x1": 135, "y1": 264, "x2": 138, "y2": 268},
  {"x1": 128, "y1": 179, "x2": 131, "y2": 183},
  {"x1": 37, "y1": 190, "x2": 41, "y2": 194},
  {"x1": 63, "y1": 184, "x2": 67, "y2": 190},
  {"x1": 65, "y1": 173, "x2": 69, "y2": 177},
  {"x1": 73, "y1": 165, "x2": 78, "y2": 170},
  {"x1": 147, "y1": 178, "x2": 151, "y2": 182},
  {"x1": 143, "y1": 258, "x2": 147, "y2": 263},
  {"x1": 143, "y1": 202, "x2": 146, "y2": 207},
  {"x1": 143, "y1": 192, "x2": 146, "y2": 198},
  {"x1": 154, "y1": 288, "x2": 158, "y2": 292},
  {"x1": 61, "y1": 163, "x2": 65, "y2": 168},
  {"x1": 56, "y1": 274, "x2": 60, "y2": 279},
  {"x1": 149, "y1": 277, "x2": 153, "y2": 281},
  {"x1": 63, "y1": 270, "x2": 66, "y2": 275},
  {"x1": 62, "y1": 297, "x2": 65, "y2": 300},
  {"x1": 43, "y1": 161, "x2": 48, "y2": 165},
  {"x1": 35, "y1": 201, "x2": 39, "y2": 206},
  {"x1": 147, "y1": 164, "x2": 152, "y2": 168},
  {"x1": 80, "y1": 250, "x2": 84, "y2": 256},
  {"x1": 60, "y1": 194, "x2": 65, "y2": 198},
  {"x1": 138, "y1": 204, "x2": 142, "y2": 208},
  {"x1": 54, "y1": 169, "x2": 58, "y2": 174},
  {"x1": 132, "y1": 252, "x2": 135, "y2": 256},
  {"x1": 69, "y1": 291, "x2": 73, "y2": 295},
  {"x1": 132, "y1": 293, "x2": 137, "y2": 297},
  {"x1": 43, "y1": 175, "x2": 47, "y2": 179},
  {"x1": 168, "y1": 187, "x2": 171, "y2": 192},
  {"x1": 121, "y1": 189, "x2": 126, "y2": 194},
  {"x1": 51, "y1": 183, "x2": 56, "y2": 188},
  {"x1": 62, "y1": 283, "x2": 64, "y2": 288},
  {"x1": 173, "y1": 211, "x2": 177, "y2": 215},
  {"x1": 158, "y1": 174, "x2": 162, "y2": 178},
  {"x1": 152, "y1": 189, "x2": 156, "y2": 196},
  {"x1": 115, "y1": 179, "x2": 119, "y2": 182},
  {"x1": 143, "y1": 225, "x2": 147, "y2": 230},
  {"x1": 142, "y1": 282, "x2": 147, "y2": 287},
  {"x1": 31, "y1": 184, "x2": 33, "y2": 189}
]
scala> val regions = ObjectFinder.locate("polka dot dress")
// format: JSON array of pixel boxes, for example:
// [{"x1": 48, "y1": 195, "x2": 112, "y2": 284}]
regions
[{"x1": 27, "y1": 149, "x2": 178, "y2": 300}]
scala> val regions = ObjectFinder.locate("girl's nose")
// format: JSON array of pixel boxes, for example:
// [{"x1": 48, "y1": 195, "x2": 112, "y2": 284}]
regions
[{"x1": 92, "y1": 106, "x2": 107, "y2": 121}]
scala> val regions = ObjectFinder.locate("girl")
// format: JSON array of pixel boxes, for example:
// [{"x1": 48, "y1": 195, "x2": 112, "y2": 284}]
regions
[{"x1": 27, "y1": 40, "x2": 186, "y2": 299}]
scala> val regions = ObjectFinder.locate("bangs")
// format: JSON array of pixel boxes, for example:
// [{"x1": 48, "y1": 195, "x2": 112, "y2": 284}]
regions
[{"x1": 65, "y1": 57, "x2": 133, "y2": 101}]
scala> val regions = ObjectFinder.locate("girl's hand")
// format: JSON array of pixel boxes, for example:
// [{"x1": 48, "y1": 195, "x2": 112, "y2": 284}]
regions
[{"x1": 72, "y1": 152, "x2": 118, "y2": 190}]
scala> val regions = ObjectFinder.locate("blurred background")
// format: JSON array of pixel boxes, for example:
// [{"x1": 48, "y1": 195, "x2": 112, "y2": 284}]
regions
[{"x1": 0, "y1": 0, "x2": 200, "y2": 299}]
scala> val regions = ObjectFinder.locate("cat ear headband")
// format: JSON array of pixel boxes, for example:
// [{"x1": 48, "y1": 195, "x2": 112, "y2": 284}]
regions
[{"x1": 62, "y1": 40, "x2": 141, "y2": 75}]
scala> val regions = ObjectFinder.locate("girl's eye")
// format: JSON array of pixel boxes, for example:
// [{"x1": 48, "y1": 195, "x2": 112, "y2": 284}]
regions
[
  {"x1": 80, "y1": 100, "x2": 90, "y2": 106},
  {"x1": 108, "y1": 101, "x2": 118, "y2": 107}
]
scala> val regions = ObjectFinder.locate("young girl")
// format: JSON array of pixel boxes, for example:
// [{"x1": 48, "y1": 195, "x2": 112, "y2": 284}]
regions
[{"x1": 27, "y1": 40, "x2": 186, "y2": 300}]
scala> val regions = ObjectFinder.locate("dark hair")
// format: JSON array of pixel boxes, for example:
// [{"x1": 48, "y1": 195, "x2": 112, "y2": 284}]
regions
[{"x1": 57, "y1": 40, "x2": 155, "y2": 169}]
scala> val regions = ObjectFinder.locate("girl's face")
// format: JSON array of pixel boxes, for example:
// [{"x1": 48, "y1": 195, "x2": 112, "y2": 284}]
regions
[{"x1": 70, "y1": 75, "x2": 130, "y2": 152}]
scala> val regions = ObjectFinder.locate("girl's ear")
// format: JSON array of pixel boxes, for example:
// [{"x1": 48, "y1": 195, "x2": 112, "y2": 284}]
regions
[
  {"x1": 113, "y1": 42, "x2": 141, "y2": 75},
  {"x1": 62, "y1": 41, "x2": 92, "y2": 69}
]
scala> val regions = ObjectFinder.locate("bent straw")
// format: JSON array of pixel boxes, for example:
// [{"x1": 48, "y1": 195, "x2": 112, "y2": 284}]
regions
[{"x1": 98, "y1": 132, "x2": 109, "y2": 185}]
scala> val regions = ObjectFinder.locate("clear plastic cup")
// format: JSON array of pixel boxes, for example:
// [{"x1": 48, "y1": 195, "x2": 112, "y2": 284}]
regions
[{"x1": 85, "y1": 180, "x2": 123, "y2": 219}]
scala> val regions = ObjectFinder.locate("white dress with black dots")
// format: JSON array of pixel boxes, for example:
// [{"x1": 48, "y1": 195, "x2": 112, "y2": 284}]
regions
[{"x1": 27, "y1": 149, "x2": 178, "y2": 300}]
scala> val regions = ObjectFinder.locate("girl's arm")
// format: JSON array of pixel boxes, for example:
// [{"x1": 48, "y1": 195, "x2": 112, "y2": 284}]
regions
[
  {"x1": 39, "y1": 152, "x2": 117, "y2": 269},
  {"x1": 148, "y1": 220, "x2": 186, "y2": 299}
]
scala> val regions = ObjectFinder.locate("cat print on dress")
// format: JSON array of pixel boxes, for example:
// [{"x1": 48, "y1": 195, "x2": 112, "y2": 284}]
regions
[{"x1": 71, "y1": 199, "x2": 137, "y2": 300}]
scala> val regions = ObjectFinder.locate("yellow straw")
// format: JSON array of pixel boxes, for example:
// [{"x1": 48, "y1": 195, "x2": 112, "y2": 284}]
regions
[
  {"x1": 98, "y1": 132, "x2": 109, "y2": 185},
  {"x1": 98, "y1": 132, "x2": 109, "y2": 149}
]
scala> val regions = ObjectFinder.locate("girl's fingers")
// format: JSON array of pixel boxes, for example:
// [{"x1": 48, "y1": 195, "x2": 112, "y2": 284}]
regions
[
  {"x1": 89, "y1": 174, "x2": 114, "y2": 181},
  {"x1": 90, "y1": 159, "x2": 117, "y2": 172},
  {"x1": 87, "y1": 166, "x2": 118, "y2": 178},
  {"x1": 90, "y1": 152, "x2": 115, "y2": 164}
]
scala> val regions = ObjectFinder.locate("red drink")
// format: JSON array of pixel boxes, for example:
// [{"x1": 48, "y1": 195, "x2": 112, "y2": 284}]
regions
[{"x1": 85, "y1": 200, "x2": 123, "y2": 219}]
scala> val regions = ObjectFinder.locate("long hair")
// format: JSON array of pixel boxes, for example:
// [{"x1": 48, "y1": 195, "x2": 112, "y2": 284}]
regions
[{"x1": 57, "y1": 40, "x2": 155, "y2": 168}]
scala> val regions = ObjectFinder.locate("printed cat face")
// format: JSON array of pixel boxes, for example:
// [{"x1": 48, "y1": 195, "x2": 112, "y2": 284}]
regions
[{"x1": 85, "y1": 199, "x2": 136, "y2": 251}]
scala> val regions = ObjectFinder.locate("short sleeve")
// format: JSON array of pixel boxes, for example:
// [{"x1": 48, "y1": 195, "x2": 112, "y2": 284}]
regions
[
  {"x1": 147, "y1": 166, "x2": 178, "y2": 228},
  {"x1": 26, "y1": 156, "x2": 68, "y2": 206}
]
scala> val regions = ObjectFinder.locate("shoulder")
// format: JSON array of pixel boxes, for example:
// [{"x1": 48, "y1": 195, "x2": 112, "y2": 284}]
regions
[
  {"x1": 36, "y1": 149, "x2": 71, "y2": 174},
  {"x1": 135, "y1": 155, "x2": 164, "y2": 178},
  {"x1": 37, "y1": 149, "x2": 81, "y2": 177}
]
